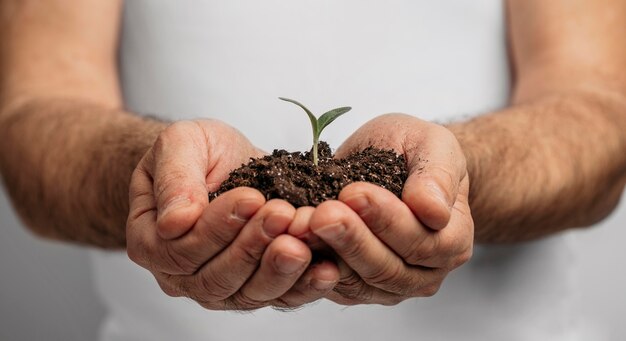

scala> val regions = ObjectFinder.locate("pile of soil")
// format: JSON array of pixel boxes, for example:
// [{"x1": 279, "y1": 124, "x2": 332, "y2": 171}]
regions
[{"x1": 209, "y1": 142, "x2": 408, "y2": 207}]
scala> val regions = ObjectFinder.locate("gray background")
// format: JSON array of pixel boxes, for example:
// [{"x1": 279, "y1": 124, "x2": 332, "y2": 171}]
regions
[{"x1": 1, "y1": 184, "x2": 625, "y2": 340}]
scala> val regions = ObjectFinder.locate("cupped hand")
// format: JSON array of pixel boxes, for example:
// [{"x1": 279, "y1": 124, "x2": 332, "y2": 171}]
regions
[
  {"x1": 309, "y1": 113, "x2": 474, "y2": 305},
  {"x1": 126, "y1": 120, "x2": 339, "y2": 310}
]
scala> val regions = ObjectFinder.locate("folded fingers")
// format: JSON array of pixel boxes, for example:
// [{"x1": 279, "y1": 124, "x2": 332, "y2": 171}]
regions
[
  {"x1": 158, "y1": 199, "x2": 296, "y2": 309},
  {"x1": 340, "y1": 182, "x2": 473, "y2": 269},
  {"x1": 309, "y1": 200, "x2": 438, "y2": 297}
]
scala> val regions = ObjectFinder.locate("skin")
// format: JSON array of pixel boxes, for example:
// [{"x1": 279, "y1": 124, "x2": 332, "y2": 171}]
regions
[
  {"x1": 315, "y1": 116, "x2": 472, "y2": 304},
  {"x1": 126, "y1": 119, "x2": 340, "y2": 309},
  {"x1": 1, "y1": 0, "x2": 625, "y2": 310}
]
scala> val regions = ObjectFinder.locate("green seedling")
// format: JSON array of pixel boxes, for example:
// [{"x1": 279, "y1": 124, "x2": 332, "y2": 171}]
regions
[{"x1": 279, "y1": 97, "x2": 351, "y2": 166}]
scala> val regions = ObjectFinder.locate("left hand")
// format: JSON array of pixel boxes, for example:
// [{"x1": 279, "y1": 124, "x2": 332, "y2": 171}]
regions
[
  {"x1": 309, "y1": 113, "x2": 474, "y2": 305},
  {"x1": 126, "y1": 120, "x2": 340, "y2": 310}
]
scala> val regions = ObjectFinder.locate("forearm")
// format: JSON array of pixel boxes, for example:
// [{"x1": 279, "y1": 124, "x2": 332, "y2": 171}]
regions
[
  {"x1": 0, "y1": 97, "x2": 166, "y2": 248},
  {"x1": 450, "y1": 89, "x2": 626, "y2": 243}
]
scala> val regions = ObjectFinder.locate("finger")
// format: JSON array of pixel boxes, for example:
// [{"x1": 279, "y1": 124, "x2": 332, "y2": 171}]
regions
[
  {"x1": 127, "y1": 187, "x2": 265, "y2": 275},
  {"x1": 151, "y1": 121, "x2": 211, "y2": 240},
  {"x1": 287, "y1": 206, "x2": 314, "y2": 239},
  {"x1": 162, "y1": 187, "x2": 265, "y2": 274},
  {"x1": 287, "y1": 206, "x2": 325, "y2": 249},
  {"x1": 324, "y1": 261, "x2": 408, "y2": 306},
  {"x1": 341, "y1": 181, "x2": 473, "y2": 269},
  {"x1": 275, "y1": 260, "x2": 340, "y2": 308},
  {"x1": 402, "y1": 126, "x2": 466, "y2": 230},
  {"x1": 400, "y1": 175, "x2": 473, "y2": 269},
  {"x1": 166, "y1": 199, "x2": 296, "y2": 305},
  {"x1": 339, "y1": 182, "x2": 432, "y2": 263},
  {"x1": 426, "y1": 175, "x2": 474, "y2": 270},
  {"x1": 232, "y1": 235, "x2": 310, "y2": 306},
  {"x1": 310, "y1": 200, "x2": 428, "y2": 295}
]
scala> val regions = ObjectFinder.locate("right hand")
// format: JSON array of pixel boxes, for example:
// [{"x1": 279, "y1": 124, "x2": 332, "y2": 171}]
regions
[
  {"x1": 126, "y1": 119, "x2": 339, "y2": 310},
  {"x1": 310, "y1": 114, "x2": 474, "y2": 305}
]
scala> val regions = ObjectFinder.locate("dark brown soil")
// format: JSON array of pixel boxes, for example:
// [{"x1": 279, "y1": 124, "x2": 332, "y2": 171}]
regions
[{"x1": 209, "y1": 142, "x2": 408, "y2": 207}]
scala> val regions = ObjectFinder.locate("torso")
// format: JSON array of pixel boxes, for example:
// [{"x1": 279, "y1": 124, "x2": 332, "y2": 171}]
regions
[{"x1": 91, "y1": 1, "x2": 583, "y2": 340}]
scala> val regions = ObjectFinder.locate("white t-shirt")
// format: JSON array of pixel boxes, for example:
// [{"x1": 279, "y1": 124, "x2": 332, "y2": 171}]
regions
[{"x1": 91, "y1": 1, "x2": 586, "y2": 340}]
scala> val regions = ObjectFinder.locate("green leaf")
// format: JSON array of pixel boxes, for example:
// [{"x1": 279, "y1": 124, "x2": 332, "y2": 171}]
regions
[
  {"x1": 278, "y1": 97, "x2": 319, "y2": 137},
  {"x1": 279, "y1": 97, "x2": 352, "y2": 166},
  {"x1": 318, "y1": 106, "x2": 351, "y2": 134}
]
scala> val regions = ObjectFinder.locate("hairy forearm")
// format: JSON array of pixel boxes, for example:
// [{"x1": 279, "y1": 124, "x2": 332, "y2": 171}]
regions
[
  {"x1": 450, "y1": 90, "x2": 626, "y2": 243},
  {"x1": 0, "y1": 98, "x2": 166, "y2": 248}
]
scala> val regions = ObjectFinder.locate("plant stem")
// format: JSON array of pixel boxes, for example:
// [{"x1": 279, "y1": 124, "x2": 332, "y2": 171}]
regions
[{"x1": 313, "y1": 137, "x2": 319, "y2": 166}]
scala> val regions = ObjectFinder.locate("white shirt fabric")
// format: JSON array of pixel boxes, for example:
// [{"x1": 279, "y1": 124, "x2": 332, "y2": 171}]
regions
[{"x1": 91, "y1": 1, "x2": 586, "y2": 340}]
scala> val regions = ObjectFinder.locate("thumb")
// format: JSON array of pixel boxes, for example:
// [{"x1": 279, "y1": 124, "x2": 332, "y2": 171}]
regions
[
  {"x1": 402, "y1": 132, "x2": 465, "y2": 230},
  {"x1": 152, "y1": 122, "x2": 210, "y2": 240}
]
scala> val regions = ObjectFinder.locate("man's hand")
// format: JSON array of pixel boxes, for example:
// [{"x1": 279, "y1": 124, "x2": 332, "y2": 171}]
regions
[
  {"x1": 308, "y1": 114, "x2": 473, "y2": 305},
  {"x1": 126, "y1": 119, "x2": 339, "y2": 310}
]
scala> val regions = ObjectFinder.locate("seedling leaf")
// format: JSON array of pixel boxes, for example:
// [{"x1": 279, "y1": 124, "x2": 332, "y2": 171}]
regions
[
  {"x1": 318, "y1": 107, "x2": 351, "y2": 134},
  {"x1": 279, "y1": 97, "x2": 351, "y2": 166},
  {"x1": 278, "y1": 97, "x2": 318, "y2": 137}
]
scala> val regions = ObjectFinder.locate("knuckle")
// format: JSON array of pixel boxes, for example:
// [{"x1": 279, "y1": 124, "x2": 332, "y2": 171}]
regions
[
  {"x1": 230, "y1": 245, "x2": 261, "y2": 268},
  {"x1": 419, "y1": 283, "x2": 441, "y2": 297},
  {"x1": 196, "y1": 300, "x2": 219, "y2": 311},
  {"x1": 451, "y1": 247, "x2": 473, "y2": 269},
  {"x1": 159, "y1": 121, "x2": 191, "y2": 142},
  {"x1": 436, "y1": 124, "x2": 456, "y2": 139},
  {"x1": 156, "y1": 278, "x2": 180, "y2": 298},
  {"x1": 197, "y1": 271, "x2": 235, "y2": 301},
  {"x1": 129, "y1": 186, "x2": 153, "y2": 207},
  {"x1": 404, "y1": 235, "x2": 437, "y2": 266},
  {"x1": 337, "y1": 228, "x2": 367, "y2": 260},
  {"x1": 126, "y1": 244, "x2": 144, "y2": 266},
  {"x1": 439, "y1": 128, "x2": 466, "y2": 168},
  {"x1": 377, "y1": 112, "x2": 410, "y2": 123},
  {"x1": 437, "y1": 235, "x2": 458, "y2": 258},
  {"x1": 340, "y1": 271, "x2": 363, "y2": 287},
  {"x1": 163, "y1": 243, "x2": 198, "y2": 274},
  {"x1": 199, "y1": 223, "x2": 235, "y2": 250},
  {"x1": 156, "y1": 273, "x2": 191, "y2": 298},
  {"x1": 155, "y1": 171, "x2": 191, "y2": 200},
  {"x1": 196, "y1": 213, "x2": 247, "y2": 249},
  {"x1": 275, "y1": 287, "x2": 319, "y2": 309},
  {"x1": 224, "y1": 211, "x2": 246, "y2": 227},
  {"x1": 368, "y1": 265, "x2": 423, "y2": 297},
  {"x1": 367, "y1": 209, "x2": 395, "y2": 237},
  {"x1": 334, "y1": 273, "x2": 373, "y2": 303},
  {"x1": 362, "y1": 258, "x2": 404, "y2": 292},
  {"x1": 228, "y1": 292, "x2": 267, "y2": 311},
  {"x1": 152, "y1": 127, "x2": 171, "y2": 155},
  {"x1": 127, "y1": 238, "x2": 154, "y2": 269},
  {"x1": 271, "y1": 298, "x2": 304, "y2": 312},
  {"x1": 129, "y1": 165, "x2": 149, "y2": 190},
  {"x1": 380, "y1": 295, "x2": 406, "y2": 306},
  {"x1": 432, "y1": 123, "x2": 456, "y2": 143}
]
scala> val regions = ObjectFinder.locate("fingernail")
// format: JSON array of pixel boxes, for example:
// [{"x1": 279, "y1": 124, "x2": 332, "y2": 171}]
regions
[
  {"x1": 160, "y1": 196, "x2": 191, "y2": 218},
  {"x1": 275, "y1": 254, "x2": 306, "y2": 275},
  {"x1": 311, "y1": 279, "x2": 336, "y2": 291},
  {"x1": 314, "y1": 223, "x2": 345, "y2": 240},
  {"x1": 344, "y1": 194, "x2": 370, "y2": 214},
  {"x1": 234, "y1": 199, "x2": 260, "y2": 221}
]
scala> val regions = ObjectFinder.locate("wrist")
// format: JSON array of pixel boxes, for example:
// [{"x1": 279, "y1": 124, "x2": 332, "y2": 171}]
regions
[
  {"x1": 85, "y1": 110, "x2": 167, "y2": 247},
  {"x1": 445, "y1": 122, "x2": 484, "y2": 208},
  {"x1": 446, "y1": 93, "x2": 626, "y2": 243}
]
